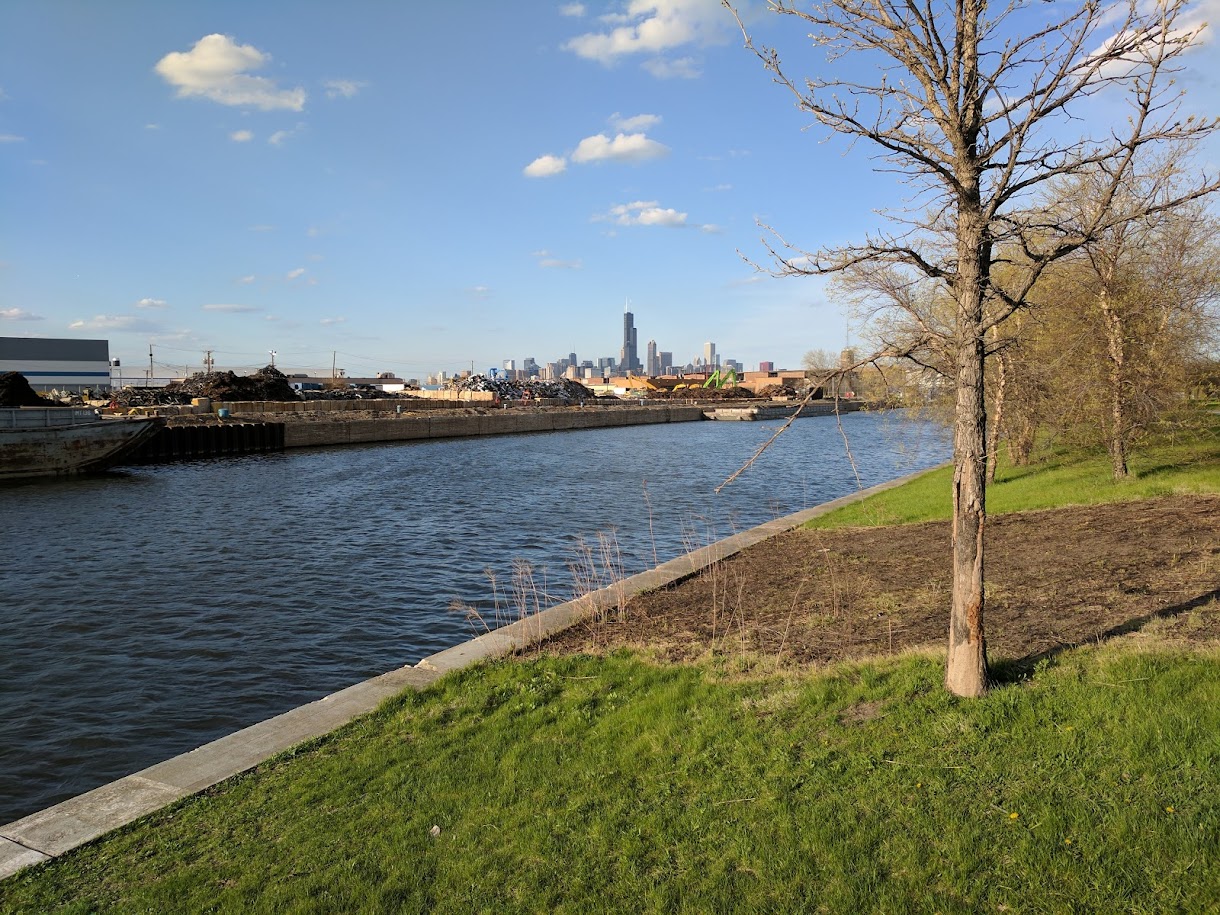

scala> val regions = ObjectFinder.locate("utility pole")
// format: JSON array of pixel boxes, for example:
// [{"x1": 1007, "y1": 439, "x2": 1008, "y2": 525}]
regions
[
  {"x1": 332, "y1": 351, "x2": 336, "y2": 380},
  {"x1": 204, "y1": 350, "x2": 214, "y2": 373},
  {"x1": 147, "y1": 344, "x2": 153, "y2": 386},
  {"x1": 268, "y1": 350, "x2": 277, "y2": 368}
]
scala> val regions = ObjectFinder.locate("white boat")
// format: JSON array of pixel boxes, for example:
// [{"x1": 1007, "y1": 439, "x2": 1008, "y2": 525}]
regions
[{"x1": 0, "y1": 407, "x2": 163, "y2": 481}]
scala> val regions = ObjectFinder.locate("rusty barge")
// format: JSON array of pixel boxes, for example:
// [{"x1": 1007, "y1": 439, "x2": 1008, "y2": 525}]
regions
[{"x1": 0, "y1": 408, "x2": 163, "y2": 481}]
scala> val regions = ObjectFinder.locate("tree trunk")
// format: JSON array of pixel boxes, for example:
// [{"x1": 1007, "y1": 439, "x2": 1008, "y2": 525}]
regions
[
  {"x1": 986, "y1": 326, "x2": 1006, "y2": 485},
  {"x1": 945, "y1": 175, "x2": 990, "y2": 697},
  {"x1": 946, "y1": 330, "x2": 990, "y2": 696},
  {"x1": 1100, "y1": 288, "x2": 1131, "y2": 480}
]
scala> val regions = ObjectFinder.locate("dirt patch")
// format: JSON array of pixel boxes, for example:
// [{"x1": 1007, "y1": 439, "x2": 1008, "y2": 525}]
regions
[{"x1": 542, "y1": 495, "x2": 1220, "y2": 667}]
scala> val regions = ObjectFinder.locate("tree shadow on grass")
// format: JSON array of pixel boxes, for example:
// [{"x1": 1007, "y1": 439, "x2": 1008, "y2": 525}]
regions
[{"x1": 990, "y1": 587, "x2": 1220, "y2": 687}]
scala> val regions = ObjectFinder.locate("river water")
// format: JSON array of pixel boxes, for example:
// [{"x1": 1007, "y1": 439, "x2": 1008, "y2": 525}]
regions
[{"x1": 1, "y1": 411, "x2": 949, "y2": 823}]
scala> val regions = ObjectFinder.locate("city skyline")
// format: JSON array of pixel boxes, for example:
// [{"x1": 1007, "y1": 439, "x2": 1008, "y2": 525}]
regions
[{"x1": 3, "y1": 2, "x2": 1218, "y2": 380}]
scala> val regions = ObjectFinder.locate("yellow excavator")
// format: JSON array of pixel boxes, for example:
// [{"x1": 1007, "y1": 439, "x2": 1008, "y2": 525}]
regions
[{"x1": 624, "y1": 373, "x2": 659, "y2": 393}]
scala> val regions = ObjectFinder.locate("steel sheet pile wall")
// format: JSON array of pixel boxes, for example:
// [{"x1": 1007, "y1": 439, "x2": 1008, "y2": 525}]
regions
[{"x1": 128, "y1": 423, "x2": 285, "y2": 463}]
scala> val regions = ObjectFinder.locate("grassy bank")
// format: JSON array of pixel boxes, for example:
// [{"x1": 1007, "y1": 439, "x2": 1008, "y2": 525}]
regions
[
  {"x1": 4, "y1": 646, "x2": 1219, "y2": 914},
  {"x1": 810, "y1": 414, "x2": 1220, "y2": 528},
  {"x1": 3, "y1": 420, "x2": 1218, "y2": 913}
]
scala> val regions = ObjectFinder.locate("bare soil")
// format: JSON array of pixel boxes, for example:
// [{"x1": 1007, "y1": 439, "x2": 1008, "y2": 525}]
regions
[{"x1": 542, "y1": 494, "x2": 1220, "y2": 668}]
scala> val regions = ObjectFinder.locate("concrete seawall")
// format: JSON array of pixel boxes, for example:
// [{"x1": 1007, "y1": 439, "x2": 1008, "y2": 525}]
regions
[{"x1": 279, "y1": 404, "x2": 707, "y2": 449}]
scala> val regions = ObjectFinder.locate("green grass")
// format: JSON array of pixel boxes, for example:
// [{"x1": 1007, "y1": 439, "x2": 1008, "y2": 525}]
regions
[
  {"x1": 811, "y1": 414, "x2": 1220, "y2": 528},
  {"x1": 3, "y1": 647, "x2": 1219, "y2": 914}
]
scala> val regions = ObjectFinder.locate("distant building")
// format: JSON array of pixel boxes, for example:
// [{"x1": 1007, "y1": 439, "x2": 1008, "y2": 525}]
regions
[
  {"x1": 620, "y1": 309, "x2": 640, "y2": 374},
  {"x1": 659, "y1": 351, "x2": 673, "y2": 374},
  {"x1": 646, "y1": 339, "x2": 659, "y2": 376},
  {"x1": 1, "y1": 336, "x2": 111, "y2": 392},
  {"x1": 703, "y1": 341, "x2": 717, "y2": 368},
  {"x1": 758, "y1": 360, "x2": 775, "y2": 373}
]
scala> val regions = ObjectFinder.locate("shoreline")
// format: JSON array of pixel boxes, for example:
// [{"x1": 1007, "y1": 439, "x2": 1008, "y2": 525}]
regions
[{"x1": 0, "y1": 463, "x2": 936, "y2": 881}]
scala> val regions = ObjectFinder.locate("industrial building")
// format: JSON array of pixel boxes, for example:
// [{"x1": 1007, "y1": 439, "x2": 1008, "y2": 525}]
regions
[{"x1": 0, "y1": 337, "x2": 112, "y2": 393}]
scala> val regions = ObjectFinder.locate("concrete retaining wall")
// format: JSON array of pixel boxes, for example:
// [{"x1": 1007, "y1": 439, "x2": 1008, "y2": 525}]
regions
[{"x1": 280, "y1": 405, "x2": 707, "y2": 449}]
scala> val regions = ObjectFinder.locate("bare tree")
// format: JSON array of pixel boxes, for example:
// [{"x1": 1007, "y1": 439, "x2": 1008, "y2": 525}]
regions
[
  {"x1": 728, "y1": 0, "x2": 1219, "y2": 696},
  {"x1": 1052, "y1": 165, "x2": 1219, "y2": 478}
]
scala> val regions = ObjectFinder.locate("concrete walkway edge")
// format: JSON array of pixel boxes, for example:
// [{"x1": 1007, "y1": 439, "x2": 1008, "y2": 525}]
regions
[{"x1": 0, "y1": 463, "x2": 941, "y2": 881}]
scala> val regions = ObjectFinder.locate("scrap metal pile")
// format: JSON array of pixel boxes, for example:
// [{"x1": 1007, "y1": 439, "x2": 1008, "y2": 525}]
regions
[
  {"x1": 0, "y1": 372, "x2": 58, "y2": 407},
  {"x1": 446, "y1": 374, "x2": 599, "y2": 402},
  {"x1": 115, "y1": 366, "x2": 301, "y2": 406}
]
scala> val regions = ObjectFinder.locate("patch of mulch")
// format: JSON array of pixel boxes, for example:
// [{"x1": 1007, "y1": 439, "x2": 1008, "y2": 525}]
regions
[{"x1": 542, "y1": 495, "x2": 1220, "y2": 666}]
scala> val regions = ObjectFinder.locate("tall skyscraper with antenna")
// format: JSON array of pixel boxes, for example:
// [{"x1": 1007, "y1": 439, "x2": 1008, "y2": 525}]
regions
[{"x1": 620, "y1": 302, "x2": 640, "y2": 374}]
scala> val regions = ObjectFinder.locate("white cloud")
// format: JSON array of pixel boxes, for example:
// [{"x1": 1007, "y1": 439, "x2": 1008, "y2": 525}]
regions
[
  {"x1": 524, "y1": 154, "x2": 568, "y2": 177},
  {"x1": 135, "y1": 297, "x2": 167, "y2": 309},
  {"x1": 286, "y1": 267, "x2": 306, "y2": 280},
  {"x1": 560, "y1": 3, "x2": 586, "y2": 16},
  {"x1": 469, "y1": 285, "x2": 492, "y2": 297},
  {"x1": 705, "y1": 183, "x2": 732, "y2": 192},
  {"x1": 533, "y1": 249, "x2": 583, "y2": 269},
  {"x1": 68, "y1": 314, "x2": 158, "y2": 331},
  {"x1": 201, "y1": 303, "x2": 260, "y2": 313},
  {"x1": 0, "y1": 134, "x2": 25, "y2": 143},
  {"x1": 643, "y1": 56, "x2": 701, "y2": 79},
  {"x1": 237, "y1": 275, "x2": 257, "y2": 284},
  {"x1": 0, "y1": 307, "x2": 42, "y2": 321},
  {"x1": 155, "y1": 34, "x2": 306, "y2": 111},
  {"x1": 571, "y1": 132, "x2": 669, "y2": 163},
  {"x1": 602, "y1": 200, "x2": 688, "y2": 227},
  {"x1": 320, "y1": 316, "x2": 346, "y2": 325},
  {"x1": 323, "y1": 79, "x2": 366, "y2": 99},
  {"x1": 564, "y1": 0, "x2": 730, "y2": 64},
  {"x1": 230, "y1": 129, "x2": 254, "y2": 142},
  {"x1": 268, "y1": 124, "x2": 303, "y2": 146},
  {"x1": 609, "y1": 112, "x2": 661, "y2": 131}
]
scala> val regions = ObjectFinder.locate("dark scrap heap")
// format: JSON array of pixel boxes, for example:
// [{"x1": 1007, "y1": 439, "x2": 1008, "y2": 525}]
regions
[
  {"x1": 116, "y1": 365, "x2": 300, "y2": 406},
  {"x1": 0, "y1": 372, "x2": 58, "y2": 407},
  {"x1": 447, "y1": 374, "x2": 600, "y2": 402}
]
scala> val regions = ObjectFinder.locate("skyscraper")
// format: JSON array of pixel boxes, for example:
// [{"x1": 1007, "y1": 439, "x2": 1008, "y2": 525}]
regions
[
  {"x1": 621, "y1": 308, "x2": 640, "y2": 374},
  {"x1": 646, "y1": 339, "x2": 658, "y2": 376},
  {"x1": 703, "y1": 341, "x2": 717, "y2": 368}
]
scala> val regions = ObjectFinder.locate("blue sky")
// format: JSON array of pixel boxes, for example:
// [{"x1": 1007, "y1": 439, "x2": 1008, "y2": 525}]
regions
[{"x1": 2, "y1": 1, "x2": 1218, "y2": 379}]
